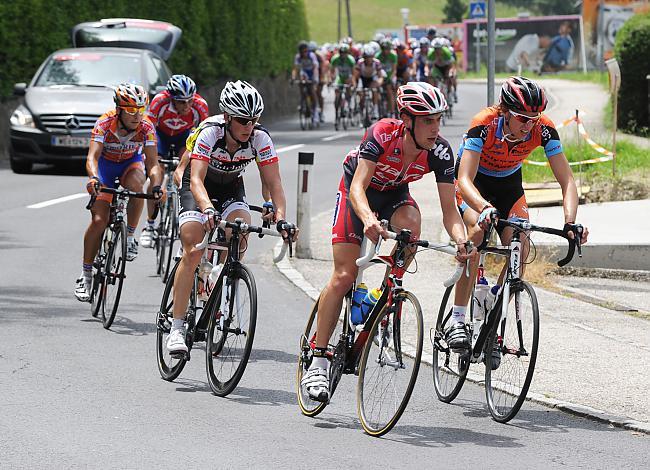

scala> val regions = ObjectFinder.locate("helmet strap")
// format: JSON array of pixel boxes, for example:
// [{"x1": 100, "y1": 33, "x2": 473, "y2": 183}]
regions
[
  {"x1": 404, "y1": 113, "x2": 428, "y2": 151},
  {"x1": 225, "y1": 116, "x2": 248, "y2": 146},
  {"x1": 502, "y1": 115, "x2": 523, "y2": 143}
]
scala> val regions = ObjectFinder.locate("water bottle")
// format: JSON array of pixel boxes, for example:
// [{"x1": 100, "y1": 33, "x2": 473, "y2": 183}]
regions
[
  {"x1": 360, "y1": 288, "x2": 382, "y2": 324},
  {"x1": 485, "y1": 284, "x2": 500, "y2": 315},
  {"x1": 198, "y1": 260, "x2": 212, "y2": 302},
  {"x1": 350, "y1": 283, "x2": 368, "y2": 325},
  {"x1": 473, "y1": 275, "x2": 489, "y2": 322}
]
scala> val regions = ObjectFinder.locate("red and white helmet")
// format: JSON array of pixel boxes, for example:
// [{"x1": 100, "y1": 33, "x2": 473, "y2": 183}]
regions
[{"x1": 396, "y1": 82, "x2": 448, "y2": 116}]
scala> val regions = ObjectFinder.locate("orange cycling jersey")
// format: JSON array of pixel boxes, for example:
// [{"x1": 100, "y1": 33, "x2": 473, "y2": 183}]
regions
[
  {"x1": 457, "y1": 107, "x2": 563, "y2": 177},
  {"x1": 91, "y1": 110, "x2": 157, "y2": 163}
]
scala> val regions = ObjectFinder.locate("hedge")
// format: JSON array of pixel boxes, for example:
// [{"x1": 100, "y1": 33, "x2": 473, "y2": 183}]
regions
[
  {"x1": 0, "y1": 0, "x2": 309, "y2": 99},
  {"x1": 615, "y1": 11, "x2": 650, "y2": 137}
]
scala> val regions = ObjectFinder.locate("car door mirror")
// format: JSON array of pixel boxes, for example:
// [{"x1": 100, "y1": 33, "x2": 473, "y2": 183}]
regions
[{"x1": 14, "y1": 83, "x2": 27, "y2": 96}]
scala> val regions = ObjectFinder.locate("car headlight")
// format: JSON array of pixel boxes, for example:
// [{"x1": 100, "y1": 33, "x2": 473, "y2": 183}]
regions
[{"x1": 10, "y1": 104, "x2": 35, "y2": 128}]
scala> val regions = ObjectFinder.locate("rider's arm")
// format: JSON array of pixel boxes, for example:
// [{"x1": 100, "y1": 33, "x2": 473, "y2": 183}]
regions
[
  {"x1": 548, "y1": 152, "x2": 579, "y2": 223},
  {"x1": 457, "y1": 148, "x2": 491, "y2": 213},
  {"x1": 143, "y1": 144, "x2": 164, "y2": 189},
  {"x1": 438, "y1": 182, "x2": 467, "y2": 245},
  {"x1": 174, "y1": 149, "x2": 191, "y2": 186},
  {"x1": 85, "y1": 140, "x2": 103, "y2": 179},
  {"x1": 189, "y1": 158, "x2": 212, "y2": 212},
  {"x1": 258, "y1": 162, "x2": 286, "y2": 222}
]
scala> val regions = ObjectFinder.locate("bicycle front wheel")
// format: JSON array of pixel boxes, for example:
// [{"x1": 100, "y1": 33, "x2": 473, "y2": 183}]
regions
[
  {"x1": 357, "y1": 291, "x2": 423, "y2": 437},
  {"x1": 206, "y1": 264, "x2": 257, "y2": 396},
  {"x1": 156, "y1": 261, "x2": 187, "y2": 381},
  {"x1": 158, "y1": 195, "x2": 177, "y2": 283},
  {"x1": 485, "y1": 281, "x2": 540, "y2": 423},
  {"x1": 90, "y1": 233, "x2": 107, "y2": 318},
  {"x1": 101, "y1": 222, "x2": 127, "y2": 329},
  {"x1": 432, "y1": 285, "x2": 469, "y2": 403}
]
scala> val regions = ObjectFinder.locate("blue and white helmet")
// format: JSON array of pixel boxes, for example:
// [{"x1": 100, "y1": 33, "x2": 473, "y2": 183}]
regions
[
  {"x1": 219, "y1": 80, "x2": 264, "y2": 118},
  {"x1": 166, "y1": 74, "x2": 196, "y2": 100}
]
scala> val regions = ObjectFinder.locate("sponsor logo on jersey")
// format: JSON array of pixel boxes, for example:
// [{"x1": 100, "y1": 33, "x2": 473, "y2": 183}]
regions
[
  {"x1": 386, "y1": 155, "x2": 400, "y2": 163},
  {"x1": 259, "y1": 145, "x2": 273, "y2": 159},
  {"x1": 332, "y1": 191, "x2": 342, "y2": 227},
  {"x1": 362, "y1": 140, "x2": 381, "y2": 155},
  {"x1": 444, "y1": 167, "x2": 455, "y2": 175},
  {"x1": 197, "y1": 142, "x2": 211, "y2": 154}
]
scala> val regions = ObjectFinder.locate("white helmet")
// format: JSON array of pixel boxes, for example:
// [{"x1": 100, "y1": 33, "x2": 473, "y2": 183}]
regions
[
  {"x1": 219, "y1": 80, "x2": 264, "y2": 118},
  {"x1": 419, "y1": 36, "x2": 430, "y2": 47},
  {"x1": 432, "y1": 37, "x2": 446, "y2": 49},
  {"x1": 397, "y1": 82, "x2": 448, "y2": 116},
  {"x1": 373, "y1": 32, "x2": 385, "y2": 43},
  {"x1": 362, "y1": 44, "x2": 376, "y2": 57}
]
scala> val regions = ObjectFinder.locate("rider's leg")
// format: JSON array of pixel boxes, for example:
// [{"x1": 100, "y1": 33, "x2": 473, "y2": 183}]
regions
[
  {"x1": 386, "y1": 83, "x2": 395, "y2": 116},
  {"x1": 452, "y1": 208, "x2": 483, "y2": 321},
  {"x1": 121, "y1": 165, "x2": 146, "y2": 260},
  {"x1": 76, "y1": 199, "x2": 111, "y2": 300},
  {"x1": 172, "y1": 220, "x2": 205, "y2": 321}
]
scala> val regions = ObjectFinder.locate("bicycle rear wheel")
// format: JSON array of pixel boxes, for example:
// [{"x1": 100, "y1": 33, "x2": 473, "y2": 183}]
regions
[
  {"x1": 432, "y1": 285, "x2": 470, "y2": 403},
  {"x1": 101, "y1": 222, "x2": 127, "y2": 329},
  {"x1": 156, "y1": 261, "x2": 187, "y2": 381},
  {"x1": 90, "y1": 232, "x2": 107, "y2": 318},
  {"x1": 155, "y1": 201, "x2": 167, "y2": 276},
  {"x1": 158, "y1": 195, "x2": 177, "y2": 283},
  {"x1": 485, "y1": 281, "x2": 539, "y2": 423},
  {"x1": 296, "y1": 295, "x2": 330, "y2": 417},
  {"x1": 357, "y1": 291, "x2": 423, "y2": 437},
  {"x1": 206, "y1": 264, "x2": 257, "y2": 396}
]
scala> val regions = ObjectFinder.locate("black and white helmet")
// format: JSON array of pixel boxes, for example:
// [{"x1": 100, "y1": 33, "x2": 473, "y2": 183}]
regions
[{"x1": 219, "y1": 80, "x2": 264, "y2": 118}]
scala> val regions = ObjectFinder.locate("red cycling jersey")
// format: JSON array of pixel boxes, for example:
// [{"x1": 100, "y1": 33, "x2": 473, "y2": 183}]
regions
[
  {"x1": 342, "y1": 118, "x2": 455, "y2": 191},
  {"x1": 91, "y1": 110, "x2": 157, "y2": 163},
  {"x1": 146, "y1": 90, "x2": 209, "y2": 137}
]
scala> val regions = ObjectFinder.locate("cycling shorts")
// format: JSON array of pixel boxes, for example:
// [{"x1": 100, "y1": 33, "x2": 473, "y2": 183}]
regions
[
  {"x1": 178, "y1": 167, "x2": 249, "y2": 229},
  {"x1": 157, "y1": 128, "x2": 190, "y2": 158},
  {"x1": 360, "y1": 76, "x2": 380, "y2": 88},
  {"x1": 96, "y1": 153, "x2": 144, "y2": 203},
  {"x1": 332, "y1": 174, "x2": 419, "y2": 245},
  {"x1": 432, "y1": 64, "x2": 452, "y2": 80},
  {"x1": 455, "y1": 166, "x2": 528, "y2": 235}
]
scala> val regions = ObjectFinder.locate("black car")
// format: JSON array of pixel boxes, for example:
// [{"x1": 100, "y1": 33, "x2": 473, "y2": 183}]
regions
[{"x1": 9, "y1": 18, "x2": 181, "y2": 173}]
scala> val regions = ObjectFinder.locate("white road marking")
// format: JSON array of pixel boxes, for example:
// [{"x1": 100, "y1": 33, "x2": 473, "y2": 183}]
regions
[
  {"x1": 27, "y1": 193, "x2": 87, "y2": 209},
  {"x1": 321, "y1": 133, "x2": 348, "y2": 141},
  {"x1": 276, "y1": 144, "x2": 305, "y2": 154}
]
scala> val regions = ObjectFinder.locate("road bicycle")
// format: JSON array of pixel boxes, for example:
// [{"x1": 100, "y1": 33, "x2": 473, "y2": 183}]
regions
[
  {"x1": 358, "y1": 86, "x2": 375, "y2": 129},
  {"x1": 297, "y1": 79, "x2": 317, "y2": 130},
  {"x1": 432, "y1": 218, "x2": 583, "y2": 422},
  {"x1": 87, "y1": 185, "x2": 158, "y2": 329},
  {"x1": 155, "y1": 145, "x2": 180, "y2": 283},
  {"x1": 297, "y1": 222, "x2": 466, "y2": 436},
  {"x1": 334, "y1": 83, "x2": 353, "y2": 131},
  {"x1": 156, "y1": 205, "x2": 295, "y2": 396}
]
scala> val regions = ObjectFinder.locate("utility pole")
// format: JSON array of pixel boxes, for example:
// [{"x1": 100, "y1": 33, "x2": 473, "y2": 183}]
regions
[
  {"x1": 487, "y1": 0, "x2": 495, "y2": 105},
  {"x1": 338, "y1": 0, "x2": 341, "y2": 41},
  {"x1": 345, "y1": 0, "x2": 352, "y2": 38}
]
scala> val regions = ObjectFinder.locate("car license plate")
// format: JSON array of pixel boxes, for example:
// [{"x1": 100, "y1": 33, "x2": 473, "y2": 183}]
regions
[{"x1": 51, "y1": 135, "x2": 90, "y2": 148}]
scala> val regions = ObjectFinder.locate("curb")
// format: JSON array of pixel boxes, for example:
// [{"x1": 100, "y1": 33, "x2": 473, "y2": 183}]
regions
[{"x1": 272, "y1": 239, "x2": 650, "y2": 434}]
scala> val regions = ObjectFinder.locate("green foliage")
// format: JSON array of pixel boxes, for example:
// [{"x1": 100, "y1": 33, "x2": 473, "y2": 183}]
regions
[
  {"x1": 443, "y1": 0, "x2": 467, "y2": 24},
  {"x1": 494, "y1": 0, "x2": 578, "y2": 16},
  {"x1": 0, "y1": 0, "x2": 308, "y2": 99},
  {"x1": 615, "y1": 11, "x2": 650, "y2": 137}
]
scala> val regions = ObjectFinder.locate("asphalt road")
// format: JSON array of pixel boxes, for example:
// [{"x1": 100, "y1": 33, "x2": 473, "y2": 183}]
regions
[{"x1": 1, "y1": 83, "x2": 647, "y2": 468}]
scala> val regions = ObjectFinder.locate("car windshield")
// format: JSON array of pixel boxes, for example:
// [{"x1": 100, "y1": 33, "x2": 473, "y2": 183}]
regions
[{"x1": 35, "y1": 52, "x2": 142, "y2": 87}]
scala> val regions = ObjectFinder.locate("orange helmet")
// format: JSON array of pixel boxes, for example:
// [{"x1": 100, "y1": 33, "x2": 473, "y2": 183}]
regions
[{"x1": 114, "y1": 83, "x2": 148, "y2": 108}]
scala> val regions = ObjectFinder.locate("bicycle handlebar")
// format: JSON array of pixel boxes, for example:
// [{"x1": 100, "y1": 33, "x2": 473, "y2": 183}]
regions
[
  {"x1": 85, "y1": 186, "x2": 159, "y2": 210},
  {"x1": 477, "y1": 217, "x2": 583, "y2": 267}
]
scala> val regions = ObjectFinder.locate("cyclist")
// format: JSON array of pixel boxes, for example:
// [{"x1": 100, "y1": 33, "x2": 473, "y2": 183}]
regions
[
  {"x1": 292, "y1": 41, "x2": 320, "y2": 124},
  {"x1": 309, "y1": 41, "x2": 327, "y2": 123},
  {"x1": 428, "y1": 38, "x2": 455, "y2": 103},
  {"x1": 74, "y1": 84, "x2": 164, "y2": 301},
  {"x1": 300, "y1": 82, "x2": 474, "y2": 402},
  {"x1": 414, "y1": 37, "x2": 431, "y2": 82},
  {"x1": 395, "y1": 40, "x2": 415, "y2": 85},
  {"x1": 330, "y1": 43, "x2": 356, "y2": 115},
  {"x1": 165, "y1": 80, "x2": 293, "y2": 354},
  {"x1": 140, "y1": 75, "x2": 209, "y2": 248},
  {"x1": 353, "y1": 44, "x2": 386, "y2": 121},
  {"x1": 375, "y1": 39, "x2": 398, "y2": 118},
  {"x1": 448, "y1": 76, "x2": 590, "y2": 350}
]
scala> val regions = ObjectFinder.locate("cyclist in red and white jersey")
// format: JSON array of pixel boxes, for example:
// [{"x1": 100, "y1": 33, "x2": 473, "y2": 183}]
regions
[
  {"x1": 140, "y1": 75, "x2": 209, "y2": 248},
  {"x1": 74, "y1": 84, "x2": 164, "y2": 302},
  {"x1": 447, "y1": 76, "x2": 590, "y2": 351},
  {"x1": 301, "y1": 82, "x2": 474, "y2": 402},
  {"x1": 353, "y1": 44, "x2": 387, "y2": 120}
]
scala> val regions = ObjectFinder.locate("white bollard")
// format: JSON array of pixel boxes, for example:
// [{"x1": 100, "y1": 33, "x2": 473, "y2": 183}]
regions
[{"x1": 296, "y1": 151, "x2": 314, "y2": 258}]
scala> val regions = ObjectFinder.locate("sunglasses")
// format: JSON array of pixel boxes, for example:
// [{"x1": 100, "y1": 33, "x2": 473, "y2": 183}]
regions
[
  {"x1": 231, "y1": 116, "x2": 259, "y2": 126},
  {"x1": 173, "y1": 98, "x2": 193, "y2": 105},
  {"x1": 119, "y1": 106, "x2": 146, "y2": 116},
  {"x1": 509, "y1": 109, "x2": 541, "y2": 125}
]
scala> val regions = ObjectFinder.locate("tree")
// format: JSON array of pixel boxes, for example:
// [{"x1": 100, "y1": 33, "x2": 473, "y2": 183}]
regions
[{"x1": 443, "y1": 0, "x2": 467, "y2": 23}]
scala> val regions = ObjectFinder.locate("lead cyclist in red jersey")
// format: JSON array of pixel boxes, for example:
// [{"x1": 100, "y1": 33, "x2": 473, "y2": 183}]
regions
[
  {"x1": 448, "y1": 76, "x2": 590, "y2": 350},
  {"x1": 74, "y1": 84, "x2": 164, "y2": 301},
  {"x1": 301, "y1": 82, "x2": 474, "y2": 402}
]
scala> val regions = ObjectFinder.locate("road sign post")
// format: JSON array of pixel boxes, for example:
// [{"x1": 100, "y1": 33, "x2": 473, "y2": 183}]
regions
[{"x1": 470, "y1": 1, "x2": 486, "y2": 74}]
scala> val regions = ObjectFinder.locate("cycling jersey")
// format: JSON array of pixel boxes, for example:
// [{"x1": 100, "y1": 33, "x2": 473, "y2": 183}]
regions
[
  {"x1": 375, "y1": 51, "x2": 397, "y2": 79},
  {"x1": 91, "y1": 110, "x2": 157, "y2": 163},
  {"x1": 186, "y1": 115, "x2": 278, "y2": 185},
  {"x1": 147, "y1": 90, "x2": 209, "y2": 137},
  {"x1": 355, "y1": 58, "x2": 385, "y2": 80},
  {"x1": 343, "y1": 118, "x2": 455, "y2": 191},
  {"x1": 396, "y1": 49, "x2": 413, "y2": 71},
  {"x1": 414, "y1": 47, "x2": 430, "y2": 81},
  {"x1": 457, "y1": 107, "x2": 563, "y2": 177},
  {"x1": 428, "y1": 46, "x2": 454, "y2": 67},
  {"x1": 294, "y1": 51, "x2": 319, "y2": 81},
  {"x1": 330, "y1": 53, "x2": 356, "y2": 84}
]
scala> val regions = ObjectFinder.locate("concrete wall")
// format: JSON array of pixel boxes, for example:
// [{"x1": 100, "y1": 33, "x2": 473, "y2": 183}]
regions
[{"x1": 0, "y1": 74, "x2": 297, "y2": 162}]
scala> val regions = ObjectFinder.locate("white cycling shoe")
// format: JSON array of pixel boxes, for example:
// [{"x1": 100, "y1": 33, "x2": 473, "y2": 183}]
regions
[
  {"x1": 74, "y1": 277, "x2": 91, "y2": 302},
  {"x1": 301, "y1": 366, "x2": 330, "y2": 403},
  {"x1": 139, "y1": 226, "x2": 155, "y2": 249},
  {"x1": 166, "y1": 328, "x2": 188, "y2": 355},
  {"x1": 126, "y1": 238, "x2": 139, "y2": 261}
]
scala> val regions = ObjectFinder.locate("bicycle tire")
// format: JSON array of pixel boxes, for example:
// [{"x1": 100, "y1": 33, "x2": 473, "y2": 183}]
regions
[
  {"x1": 90, "y1": 232, "x2": 107, "y2": 318},
  {"x1": 296, "y1": 295, "x2": 330, "y2": 417},
  {"x1": 206, "y1": 264, "x2": 257, "y2": 397},
  {"x1": 357, "y1": 291, "x2": 423, "y2": 437},
  {"x1": 485, "y1": 281, "x2": 540, "y2": 423},
  {"x1": 156, "y1": 261, "x2": 187, "y2": 381},
  {"x1": 432, "y1": 285, "x2": 470, "y2": 403},
  {"x1": 101, "y1": 222, "x2": 127, "y2": 329},
  {"x1": 159, "y1": 195, "x2": 177, "y2": 283},
  {"x1": 155, "y1": 200, "x2": 167, "y2": 275}
]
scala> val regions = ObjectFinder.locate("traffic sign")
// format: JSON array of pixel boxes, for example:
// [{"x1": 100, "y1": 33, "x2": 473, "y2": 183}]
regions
[{"x1": 469, "y1": 1, "x2": 486, "y2": 19}]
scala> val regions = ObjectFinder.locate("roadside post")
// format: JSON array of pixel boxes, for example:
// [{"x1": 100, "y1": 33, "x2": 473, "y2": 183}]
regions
[
  {"x1": 605, "y1": 58, "x2": 621, "y2": 175},
  {"x1": 470, "y1": 1, "x2": 486, "y2": 73},
  {"x1": 487, "y1": 0, "x2": 495, "y2": 105},
  {"x1": 296, "y1": 152, "x2": 314, "y2": 258}
]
